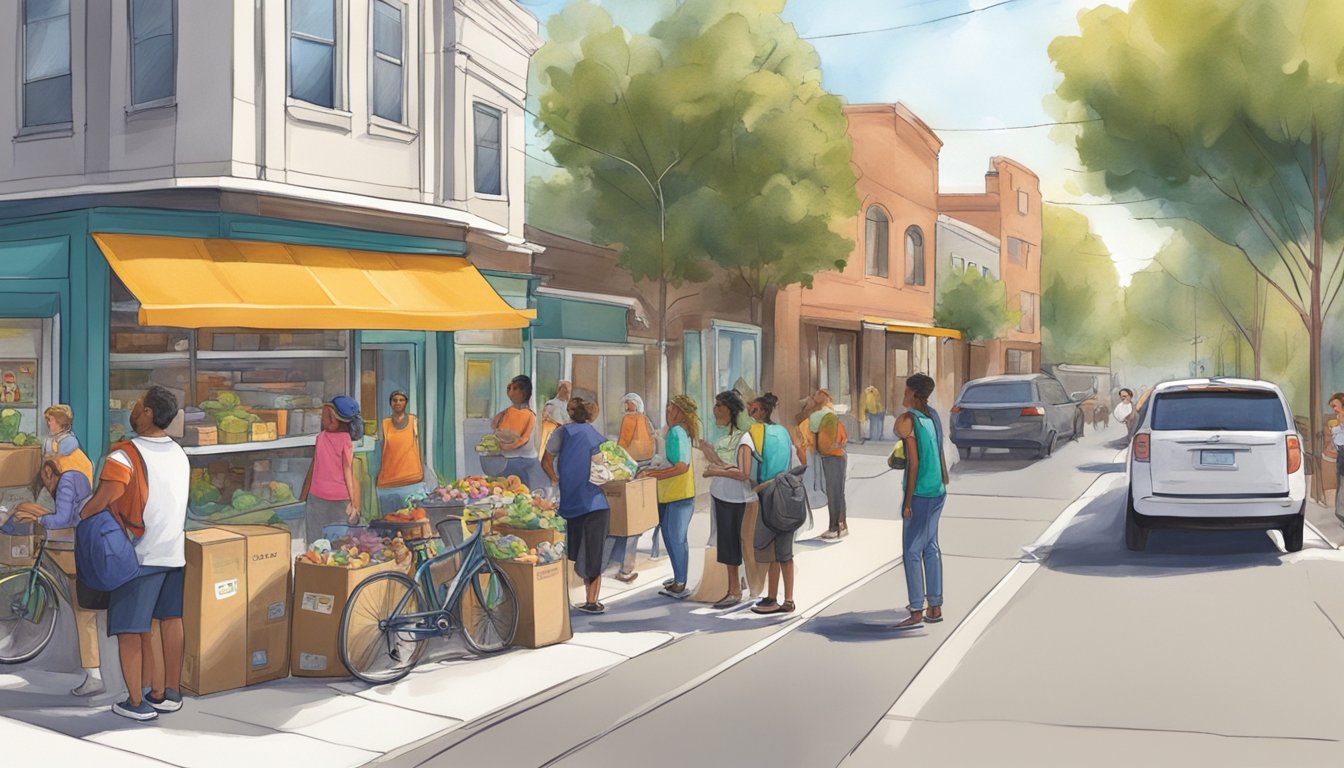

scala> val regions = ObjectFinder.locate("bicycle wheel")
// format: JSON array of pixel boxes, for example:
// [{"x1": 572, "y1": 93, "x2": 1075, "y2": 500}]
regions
[
  {"x1": 459, "y1": 562, "x2": 517, "y2": 654},
  {"x1": 0, "y1": 570, "x2": 59, "y2": 664},
  {"x1": 339, "y1": 572, "x2": 427, "y2": 684}
]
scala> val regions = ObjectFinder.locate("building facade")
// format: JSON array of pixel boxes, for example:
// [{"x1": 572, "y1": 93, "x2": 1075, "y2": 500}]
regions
[
  {"x1": 0, "y1": 0, "x2": 543, "y2": 521},
  {"x1": 939, "y1": 157, "x2": 1044, "y2": 380}
]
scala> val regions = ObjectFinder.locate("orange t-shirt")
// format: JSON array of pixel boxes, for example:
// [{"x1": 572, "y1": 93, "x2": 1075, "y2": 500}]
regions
[
  {"x1": 493, "y1": 405, "x2": 537, "y2": 458},
  {"x1": 618, "y1": 414, "x2": 655, "y2": 461},
  {"x1": 98, "y1": 441, "x2": 150, "y2": 538},
  {"x1": 377, "y1": 415, "x2": 423, "y2": 488}
]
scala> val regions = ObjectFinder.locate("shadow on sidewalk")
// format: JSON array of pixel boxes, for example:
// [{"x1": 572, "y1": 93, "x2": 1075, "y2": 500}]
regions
[{"x1": 797, "y1": 610, "x2": 930, "y2": 643}]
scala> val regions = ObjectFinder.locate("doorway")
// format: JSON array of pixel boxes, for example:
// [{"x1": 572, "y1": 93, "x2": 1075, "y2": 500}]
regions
[
  {"x1": 361, "y1": 342, "x2": 422, "y2": 479},
  {"x1": 456, "y1": 349, "x2": 522, "y2": 477}
]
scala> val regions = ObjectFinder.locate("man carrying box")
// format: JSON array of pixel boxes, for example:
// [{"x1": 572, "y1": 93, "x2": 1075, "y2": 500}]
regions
[{"x1": 80, "y1": 386, "x2": 191, "y2": 721}]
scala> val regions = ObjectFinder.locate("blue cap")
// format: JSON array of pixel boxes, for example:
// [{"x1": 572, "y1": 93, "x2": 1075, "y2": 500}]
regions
[{"x1": 329, "y1": 395, "x2": 360, "y2": 421}]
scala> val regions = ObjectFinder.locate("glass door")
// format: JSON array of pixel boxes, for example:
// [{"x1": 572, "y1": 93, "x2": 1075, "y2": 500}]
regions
[
  {"x1": 704, "y1": 324, "x2": 761, "y2": 445},
  {"x1": 361, "y1": 343, "x2": 421, "y2": 481},
  {"x1": 457, "y1": 349, "x2": 521, "y2": 478}
]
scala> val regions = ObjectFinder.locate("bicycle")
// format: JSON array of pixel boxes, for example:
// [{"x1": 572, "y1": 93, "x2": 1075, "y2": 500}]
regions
[
  {"x1": 338, "y1": 508, "x2": 519, "y2": 684},
  {"x1": 0, "y1": 526, "x2": 71, "y2": 664}
]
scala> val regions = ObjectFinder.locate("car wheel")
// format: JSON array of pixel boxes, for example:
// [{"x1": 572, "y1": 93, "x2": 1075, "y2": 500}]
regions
[
  {"x1": 1282, "y1": 507, "x2": 1305, "y2": 553},
  {"x1": 1036, "y1": 433, "x2": 1055, "y2": 459},
  {"x1": 1125, "y1": 490, "x2": 1148, "y2": 552},
  {"x1": 958, "y1": 446, "x2": 971, "y2": 460}
]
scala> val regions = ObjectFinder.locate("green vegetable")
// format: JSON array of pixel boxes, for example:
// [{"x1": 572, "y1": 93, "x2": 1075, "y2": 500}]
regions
[
  {"x1": 11, "y1": 432, "x2": 28, "y2": 447},
  {"x1": 217, "y1": 415, "x2": 249, "y2": 434},
  {"x1": 0, "y1": 408, "x2": 20, "y2": 443},
  {"x1": 217, "y1": 392, "x2": 241, "y2": 408},
  {"x1": 231, "y1": 490, "x2": 261, "y2": 511},
  {"x1": 200, "y1": 400, "x2": 225, "y2": 413}
]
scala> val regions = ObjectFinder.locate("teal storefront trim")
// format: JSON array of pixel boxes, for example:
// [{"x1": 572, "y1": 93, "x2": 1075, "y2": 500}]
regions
[{"x1": 533, "y1": 295, "x2": 628, "y2": 345}]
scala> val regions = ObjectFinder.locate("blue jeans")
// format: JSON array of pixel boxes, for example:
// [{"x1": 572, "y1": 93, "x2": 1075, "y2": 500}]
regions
[
  {"x1": 658, "y1": 498, "x2": 694, "y2": 585},
  {"x1": 603, "y1": 535, "x2": 640, "y2": 574},
  {"x1": 902, "y1": 494, "x2": 946, "y2": 611},
  {"x1": 868, "y1": 413, "x2": 885, "y2": 440}
]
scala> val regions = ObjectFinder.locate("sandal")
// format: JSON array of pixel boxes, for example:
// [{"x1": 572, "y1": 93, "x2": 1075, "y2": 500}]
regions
[
  {"x1": 712, "y1": 594, "x2": 742, "y2": 610},
  {"x1": 615, "y1": 571, "x2": 639, "y2": 584},
  {"x1": 778, "y1": 601, "x2": 796, "y2": 614},
  {"x1": 575, "y1": 602, "x2": 606, "y2": 615},
  {"x1": 751, "y1": 598, "x2": 780, "y2": 614}
]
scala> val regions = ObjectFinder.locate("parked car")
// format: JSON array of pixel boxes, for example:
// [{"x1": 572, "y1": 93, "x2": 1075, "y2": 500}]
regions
[
  {"x1": 1125, "y1": 378, "x2": 1305, "y2": 552},
  {"x1": 950, "y1": 374, "x2": 1085, "y2": 460}
]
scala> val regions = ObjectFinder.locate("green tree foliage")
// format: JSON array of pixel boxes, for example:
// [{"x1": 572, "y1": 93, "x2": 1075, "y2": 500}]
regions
[
  {"x1": 1051, "y1": 0, "x2": 1344, "y2": 460},
  {"x1": 525, "y1": 172, "x2": 595, "y2": 242},
  {"x1": 531, "y1": 0, "x2": 858, "y2": 397},
  {"x1": 1040, "y1": 205, "x2": 1122, "y2": 366},
  {"x1": 936, "y1": 267, "x2": 1018, "y2": 375}
]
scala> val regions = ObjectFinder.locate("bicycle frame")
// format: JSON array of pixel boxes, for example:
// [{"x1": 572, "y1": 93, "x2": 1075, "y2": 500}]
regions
[
  {"x1": 2, "y1": 528, "x2": 70, "y2": 626},
  {"x1": 385, "y1": 513, "x2": 497, "y2": 639}
]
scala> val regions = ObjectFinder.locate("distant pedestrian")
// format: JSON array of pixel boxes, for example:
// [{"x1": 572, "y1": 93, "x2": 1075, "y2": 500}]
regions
[
  {"x1": 540, "y1": 380, "x2": 572, "y2": 457},
  {"x1": 376, "y1": 391, "x2": 426, "y2": 515},
  {"x1": 893, "y1": 374, "x2": 948, "y2": 630},
  {"x1": 301, "y1": 396, "x2": 363, "y2": 535},
  {"x1": 493, "y1": 375, "x2": 546, "y2": 490},
  {"x1": 748, "y1": 394, "x2": 798, "y2": 615},
  {"x1": 640, "y1": 394, "x2": 699, "y2": 599},
  {"x1": 1330, "y1": 393, "x2": 1344, "y2": 525},
  {"x1": 698, "y1": 390, "x2": 754, "y2": 610},
  {"x1": 860, "y1": 385, "x2": 885, "y2": 442},
  {"x1": 811, "y1": 389, "x2": 849, "y2": 539},
  {"x1": 604, "y1": 393, "x2": 655, "y2": 583},
  {"x1": 1114, "y1": 388, "x2": 1136, "y2": 434},
  {"x1": 542, "y1": 397, "x2": 611, "y2": 614},
  {"x1": 80, "y1": 386, "x2": 191, "y2": 720}
]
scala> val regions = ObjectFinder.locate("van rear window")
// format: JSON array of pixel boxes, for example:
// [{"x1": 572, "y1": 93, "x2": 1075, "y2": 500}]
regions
[
  {"x1": 959, "y1": 382, "x2": 1032, "y2": 404},
  {"x1": 1151, "y1": 390, "x2": 1288, "y2": 432}
]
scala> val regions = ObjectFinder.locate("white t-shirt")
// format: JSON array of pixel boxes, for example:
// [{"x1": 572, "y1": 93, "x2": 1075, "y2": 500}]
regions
[
  {"x1": 109, "y1": 436, "x2": 191, "y2": 568},
  {"x1": 1113, "y1": 402, "x2": 1134, "y2": 424},
  {"x1": 710, "y1": 432, "x2": 756, "y2": 503}
]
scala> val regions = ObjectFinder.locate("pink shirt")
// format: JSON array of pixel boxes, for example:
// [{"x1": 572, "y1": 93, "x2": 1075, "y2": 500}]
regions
[{"x1": 311, "y1": 430, "x2": 353, "y2": 501}]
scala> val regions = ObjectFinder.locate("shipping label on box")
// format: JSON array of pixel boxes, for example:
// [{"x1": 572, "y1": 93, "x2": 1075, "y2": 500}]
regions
[
  {"x1": 0, "y1": 531, "x2": 35, "y2": 566},
  {"x1": 302, "y1": 592, "x2": 335, "y2": 615},
  {"x1": 214, "y1": 578, "x2": 240, "y2": 600},
  {"x1": 298, "y1": 653, "x2": 329, "y2": 672}
]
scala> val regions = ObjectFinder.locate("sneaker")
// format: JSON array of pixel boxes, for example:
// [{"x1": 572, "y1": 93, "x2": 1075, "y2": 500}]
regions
[
  {"x1": 146, "y1": 688, "x2": 182, "y2": 713},
  {"x1": 575, "y1": 602, "x2": 606, "y2": 615},
  {"x1": 820, "y1": 529, "x2": 840, "y2": 540},
  {"x1": 838, "y1": 523, "x2": 850, "y2": 538},
  {"x1": 71, "y1": 672, "x2": 105, "y2": 697},
  {"x1": 662, "y1": 578, "x2": 677, "y2": 588},
  {"x1": 614, "y1": 571, "x2": 639, "y2": 584},
  {"x1": 112, "y1": 698, "x2": 158, "y2": 722},
  {"x1": 659, "y1": 583, "x2": 689, "y2": 599}
]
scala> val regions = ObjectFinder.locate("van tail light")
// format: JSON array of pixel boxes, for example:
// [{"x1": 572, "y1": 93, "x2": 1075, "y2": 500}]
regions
[
  {"x1": 1134, "y1": 434, "x2": 1150, "y2": 462},
  {"x1": 950, "y1": 405, "x2": 961, "y2": 414},
  {"x1": 1287, "y1": 435, "x2": 1302, "y2": 474},
  {"x1": 1021, "y1": 407, "x2": 1045, "y2": 416}
]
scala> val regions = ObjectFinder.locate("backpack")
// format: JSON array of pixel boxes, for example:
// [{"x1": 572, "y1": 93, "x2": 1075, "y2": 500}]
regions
[
  {"x1": 757, "y1": 466, "x2": 809, "y2": 535},
  {"x1": 817, "y1": 412, "x2": 848, "y2": 456},
  {"x1": 75, "y1": 442, "x2": 147, "y2": 594}
]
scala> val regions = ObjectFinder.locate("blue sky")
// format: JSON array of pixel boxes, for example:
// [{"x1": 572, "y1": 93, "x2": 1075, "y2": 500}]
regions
[{"x1": 516, "y1": 0, "x2": 1159, "y2": 281}]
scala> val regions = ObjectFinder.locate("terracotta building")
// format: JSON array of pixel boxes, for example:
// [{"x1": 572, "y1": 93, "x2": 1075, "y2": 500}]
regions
[
  {"x1": 771, "y1": 103, "x2": 961, "y2": 432},
  {"x1": 938, "y1": 157, "x2": 1043, "y2": 380}
]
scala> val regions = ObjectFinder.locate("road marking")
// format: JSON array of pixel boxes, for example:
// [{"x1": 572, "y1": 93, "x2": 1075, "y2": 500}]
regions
[
  {"x1": 839, "y1": 472, "x2": 1125, "y2": 765},
  {"x1": 539, "y1": 553, "x2": 910, "y2": 767}
]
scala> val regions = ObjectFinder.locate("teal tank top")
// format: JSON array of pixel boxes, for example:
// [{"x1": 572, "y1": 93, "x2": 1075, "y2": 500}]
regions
[{"x1": 908, "y1": 409, "x2": 946, "y2": 498}]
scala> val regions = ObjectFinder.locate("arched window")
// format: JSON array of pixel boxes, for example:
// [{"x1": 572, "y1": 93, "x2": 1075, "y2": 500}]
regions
[
  {"x1": 905, "y1": 226, "x2": 925, "y2": 286},
  {"x1": 864, "y1": 207, "x2": 889, "y2": 278}
]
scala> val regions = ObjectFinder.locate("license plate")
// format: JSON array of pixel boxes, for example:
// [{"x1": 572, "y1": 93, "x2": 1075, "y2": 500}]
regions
[{"x1": 1200, "y1": 450, "x2": 1235, "y2": 467}]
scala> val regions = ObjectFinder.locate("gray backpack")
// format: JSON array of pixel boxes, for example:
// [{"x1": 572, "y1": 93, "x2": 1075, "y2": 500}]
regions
[{"x1": 758, "y1": 465, "x2": 808, "y2": 534}]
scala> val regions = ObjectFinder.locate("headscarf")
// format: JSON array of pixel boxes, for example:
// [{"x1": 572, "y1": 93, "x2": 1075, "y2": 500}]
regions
[
  {"x1": 329, "y1": 395, "x2": 365, "y2": 441},
  {"x1": 622, "y1": 393, "x2": 645, "y2": 414},
  {"x1": 670, "y1": 394, "x2": 701, "y2": 442}
]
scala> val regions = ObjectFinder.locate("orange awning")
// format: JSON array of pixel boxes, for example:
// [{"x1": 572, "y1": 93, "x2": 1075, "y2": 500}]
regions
[
  {"x1": 93, "y1": 234, "x2": 535, "y2": 331},
  {"x1": 863, "y1": 317, "x2": 963, "y2": 340}
]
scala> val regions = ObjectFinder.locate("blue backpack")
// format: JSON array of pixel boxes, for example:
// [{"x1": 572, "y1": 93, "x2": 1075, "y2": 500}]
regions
[{"x1": 75, "y1": 445, "x2": 144, "y2": 593}]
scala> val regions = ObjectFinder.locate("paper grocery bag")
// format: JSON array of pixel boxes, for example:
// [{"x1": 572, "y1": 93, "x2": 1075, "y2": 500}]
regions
[
  {"x1": 689, "y1": 546, "x2": 728, "y2": 603},
  {"x1": 740, "y1": 501, "x2": 767, "y2": 598}
]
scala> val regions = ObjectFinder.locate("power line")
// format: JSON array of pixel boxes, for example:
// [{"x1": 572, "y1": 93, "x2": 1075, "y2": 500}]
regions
[
  {"x1": 1043, "y1": 197, "x2": 1164, "y2": 206},
  {"x1": 932, "y1": 118, "x2": 1100, "y2": 132},
  {"x1": 801, "y1": 0, "x2": 1032, "y2": 40}
]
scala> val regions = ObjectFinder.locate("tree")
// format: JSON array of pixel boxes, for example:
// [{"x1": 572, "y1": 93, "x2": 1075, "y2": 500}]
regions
[
  {"x1": 532, "y1": 0, "x2": 857, "y2": 405},
  {"x1": 525, "y1": 172, "x2": 595, "y2": 243},
  {"x1": 1040, "y1": 205, "x2": 1123, "y2": 366},
  {"x1": 1051, "y1": 0, "x2": 1344, "y2": 466},
  {"x1": 935, "y1": 267, "x2": 1019, "y2": 377}
]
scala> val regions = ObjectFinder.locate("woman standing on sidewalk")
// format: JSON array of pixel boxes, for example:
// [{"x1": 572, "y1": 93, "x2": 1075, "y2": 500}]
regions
[
  {"x1": 893, "y1": 373, "x2": 949, "y2": 630},
  {"x1": 1329, "y1": 393, "x2": 1344, "y2": 525},
  {"x1": 604, "y1": 393, "x2": 656, "y2": 583},
  {"x1": 699, "y1": 390, "x2": 754, "y2": 610},
  {"x1": 640, "y1": 394, "x2": 699, "y2": 598},
  {"x1": 542, "y1": 397, "x2": 611, "y2": 615},
  {"x1": 748, "y1": 394, "x2": 799, "y2": 615}
]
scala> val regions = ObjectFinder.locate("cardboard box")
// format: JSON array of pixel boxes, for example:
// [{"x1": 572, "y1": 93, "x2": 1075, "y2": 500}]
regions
[
  {"x1": 492, "y1": 559, "x2": 571, "y2": 649},
  {"x1": 249, "y1": 422, "x2": 278, "y2": 442},
  {"x1": 493, "y1": 524, "x2": 562, "y2": 550},
  {"x1": 216, "y1": 525, "x2": 292, "y2": 686},
  {"x1": 0, "y1": 444, "x2": 41, "y2": 488},
  {"x1": 183, "y1": 528, "x2": 248, "y2": 696},
  {"x1": 290, "y1": 558, "x2": 408, "y2": 678},
  {"x1": 0, "y1": 526, "x2": 35, "y2": 567},
  {"x1": 252, "y1": 409, "x2": 289, "y2": 436},
  {"x1": 184, "y1": 424, "x2": 218, "y2": 446},
  {"x1": 602, "y1": 477, "x2": 658, "y2": 536}
]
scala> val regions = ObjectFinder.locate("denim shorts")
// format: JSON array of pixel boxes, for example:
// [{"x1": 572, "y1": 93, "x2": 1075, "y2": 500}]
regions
[{"x1": 107, "y1": 565, "x2": 185, "y2": 636}]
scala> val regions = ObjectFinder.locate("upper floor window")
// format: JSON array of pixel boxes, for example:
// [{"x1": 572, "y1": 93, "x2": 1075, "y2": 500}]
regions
[
  {"x1": 290, "y1": 0, "x2": 339, "y2": 109},
  {"x1": 1018, "y1": 291, "x2": 1038, "y2": 333},
  {"x1": 1007, "y1": 236, "x2": 1029, "y2": 266},
  {"x1": 1017, "y1": 189, "x2": 1029, "y2": 215},
  {"x1": 22, "y1": 0, "x2": 72, "y2": 128},
  {"x1": 864, "y1": 206, "x2": 889, "y2": 278},
  {"x1": 952, "y1": 256, "x2": 965, "y2": 272},
  {"x1": 904, "y1": 226, "x2": 925, "y2": 286},
  {"x1": 473, "y1": 103, "x2": 503, "y2": 196},
  {"x1": 130, "y1": 0, "x2": 176, "y2": 107},
  {"x1": 371, "y1": 0, "x2": 403, "y2": 123}
]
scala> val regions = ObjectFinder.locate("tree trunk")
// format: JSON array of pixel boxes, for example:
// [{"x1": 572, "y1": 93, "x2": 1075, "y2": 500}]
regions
[
  {"x1": 1308, "y1": 127, "x2": 1325, "y2": 496},
  {"x1": 753, "y1": 285, "x2": 779, "y2": 395},
  {"x1": 658, "y1": 276, "x2": 669, "y2": 423}
]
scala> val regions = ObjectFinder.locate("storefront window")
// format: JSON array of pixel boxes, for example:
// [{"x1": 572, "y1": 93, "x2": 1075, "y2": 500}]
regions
[
  {"x1": 534, "y1": 350, "x2": 562, "y2": 409},
  {"x1": 0, "y1": 318, "x2": 53, "y2": 441},
  {"x1": 818, "y1": 328, "x2": 856, "y2": 415}
]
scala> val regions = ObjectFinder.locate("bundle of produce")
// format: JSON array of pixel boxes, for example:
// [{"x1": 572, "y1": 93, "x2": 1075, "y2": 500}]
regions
[
  {"x1": 475, "y1": 435, "x2": 502, "y2": 455},
  {"x1": 382, "y1": 507, "x2": 427, "y2": 523},
  {"x1": 498, "y1": 493, "x2": 565, "y2": 532},
  {"x1": 200, "y1": 391, "x2": 260, "y2": 436},
  {"x1": 0, "y1": 408, "x2": 21, "y2": 443},
  {"x1": 598, "y1": 441, "x2": 638, "y2": 481},
  {"x1": 536, "y1": 540, "x2": 566, "y2": 564},
  {"x1": 483, "y1": 533, "x2": 528, "y2": 561},
  {"x1": 189, "y1": 471, "x2": 221, "y2": 507}
]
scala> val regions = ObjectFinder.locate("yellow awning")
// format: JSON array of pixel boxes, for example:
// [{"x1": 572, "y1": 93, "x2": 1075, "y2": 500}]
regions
[
  {"x1": 92, "y1": 234, "x2": 536, "y2": 331},
  {"x1": 863, "y1": 317, "x2": 963, "y2": 340}
]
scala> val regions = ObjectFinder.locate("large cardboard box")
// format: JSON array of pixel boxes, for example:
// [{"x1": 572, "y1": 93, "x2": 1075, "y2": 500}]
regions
[
  {"x1": 183, "y1": 528, "x2": 248, "y2": 696},
  {"x1": 217, "y1": 525, "x2": 292, "y2": 686},
  {"x1": 0, "y1": 525, "x2": 35, "y2": 567},
  {"x1": 290, "y1": 558, "x2": 408, "y2": 678},
  {"x1": 0, "y1": 444, "x2": 41, "y2": 489},
  {"x1": 491, "y1": 559, "x2": 571, "y2": 649},
  {"x1": 493, "y1": 524, "x2": 562, "y2": 550},
  {"x1": 603, "y1": 477, "x2": 658, "y2": 537}
]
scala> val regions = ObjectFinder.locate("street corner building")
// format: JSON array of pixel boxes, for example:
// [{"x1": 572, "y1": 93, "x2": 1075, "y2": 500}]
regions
[{"x1": 0, "y1": 0, "x2": 546, "y2": 519}]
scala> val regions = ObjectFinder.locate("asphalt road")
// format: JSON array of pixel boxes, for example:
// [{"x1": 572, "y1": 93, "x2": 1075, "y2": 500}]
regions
[{"x1": 380, "y1": 425, "x2": 1130, "y2": 767}]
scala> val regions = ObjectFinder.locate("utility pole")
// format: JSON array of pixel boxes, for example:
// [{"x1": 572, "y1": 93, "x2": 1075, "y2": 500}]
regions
[{"x1": 1189, "y1": 286, "x2": 1206, "y2": 376}]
